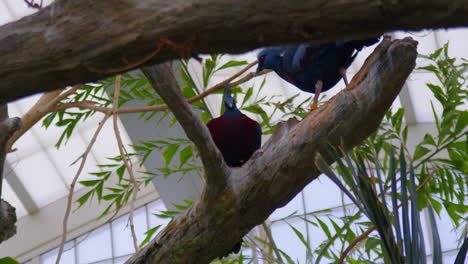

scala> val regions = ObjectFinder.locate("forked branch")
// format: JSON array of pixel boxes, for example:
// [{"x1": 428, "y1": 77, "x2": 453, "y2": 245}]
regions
[{"x1": 126, "y1": 37, "x2": 419, "y2": 264}]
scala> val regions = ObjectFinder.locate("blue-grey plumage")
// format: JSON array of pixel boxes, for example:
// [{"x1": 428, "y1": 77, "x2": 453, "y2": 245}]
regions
[{"x1": 256, "y1": 38, "x2": 380, "y2": 110}]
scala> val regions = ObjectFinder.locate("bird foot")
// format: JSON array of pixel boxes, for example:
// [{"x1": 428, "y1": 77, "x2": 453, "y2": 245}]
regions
[
  {"x1": 340, "y1": 67, "x2": 349, "y2": 87},
  {"x1": 310, "y1": 103, "x2": 318, "y2": 111}
]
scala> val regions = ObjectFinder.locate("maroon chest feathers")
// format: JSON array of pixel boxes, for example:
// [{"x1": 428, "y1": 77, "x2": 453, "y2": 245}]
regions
[{"x1": 207, "y1": 114, "x2": 260, "y2": 165}]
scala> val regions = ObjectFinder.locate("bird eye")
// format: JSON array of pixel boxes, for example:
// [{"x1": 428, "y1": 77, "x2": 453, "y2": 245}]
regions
[{"x1": 259, "y1": 56, "x2": 265, "y2": 63}]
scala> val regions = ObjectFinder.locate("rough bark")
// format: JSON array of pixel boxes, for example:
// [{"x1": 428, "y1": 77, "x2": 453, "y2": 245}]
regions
[
  {"x1": 0, "y1": 199, "x2": 17, "y2": 244},
  {"x1": 125, "y1": 37, "x2": 418, "y2": 264},
  {"x1": 0, "y1": 0, "x2": 466, "y2": 103},
  {"x1": 0, "y1": 104, "x2": 22, "y2": 243}
]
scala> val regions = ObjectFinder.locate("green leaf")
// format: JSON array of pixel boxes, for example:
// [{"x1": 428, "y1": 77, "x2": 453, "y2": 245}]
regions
[
  {"x1": 278, "y1": 249, "x2": 296, "y2": 264},
  {"x1": 242, "y1": 105, "x2": 264, "y2": 115},
  {"x1": 96, "y1": 181, "x2": 104, "y2": 201},
  {"x1": 90, "y1": 171, "x2": 112, "y2": 178},
  {"x1": 427, "y1": 83, "x2": 446, "y2": 105},
  {"x1": 76, "y1": 190, "x2": 94, "y2": 207},
  {"x1": 0, "y1": 257, "x2": 21, "y2": 264},
  {"x1": 241, "y1": 87, "x2": 254, "y2": 107},
  {"x1": 179, "y1": 145, "x2": 192, "y2": 168},
  {"x1": 431, "y1": 46, "x2": 444, "y2": 60},
  {"x1": 365, "y1": 237, "x2": 381, "y2": 252},
  {"x1": 443, "y1": 200, "x2": 467, "y2": 226},
  {"x1": 116, "y1": 164, "x2": 126, "y2": 181},
  {"x1": 102, "y1": 193, "x2": 120, "y2": 201},
  {"x1": 79, "y1": 179, "x2": 101, "y2": 187},
  {"x1": 427, "y1": 206, "x2": 443, "y2": 264},
  {"x1": 216, "y1": 60, "x2": 248, "y2": 71},
  {"x1": 203, "y1": 57, "x2": 217, "y2": 87},
  {"x1": 139, "y1": 225, "x2": 162, "y2": 247},
  {"x1": 42, "y1": 112, "x2": 57, "y2": 128},
  {"x1": 454, "y1": 110, "x2": 468, "y2": 134},
  {"x1": 315, "y1": 217, "x2": 332, "y2": 239},
  {"x1": 288, "y1": 224, "x2": 310, "y2": 250},
  {"x1": 422, "y1": 134, "x2": 436, "y2": 146},
  {"x1": 106, "y1": 187, "x2": 123, "y2": 193},
  {"x1": 56, "y1": 118, "x2": 73, "y2": 126},
  {"x1": 413, "y1": 145, "x2": 431, "y2": 161},
  {"x1": 402, "y1": 126, "x2": 408, "y2": 143},
  {"x1": 418, "y1": 65, "x2": 438, "y2": 73},
  {"x1": 200, "y1": 111, "x2": 211, "y2": 123},
  {"x1": 162, "y1": 144, "x2": 180, "y2": 166},
  {"x1": 429, "y1": 197, "x2": 442, "y2": 216},
  {"x1": 391, "y1": 108, "x2": 405, "y2": 133}
]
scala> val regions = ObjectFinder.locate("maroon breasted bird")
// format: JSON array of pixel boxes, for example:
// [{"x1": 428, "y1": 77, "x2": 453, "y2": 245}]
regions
[
  {"x1": 207, "y1": 83, "x2": 262, "y2": 258},
  {"x1": 256, "y1": 38, "x2": 379, "y2": 110}
]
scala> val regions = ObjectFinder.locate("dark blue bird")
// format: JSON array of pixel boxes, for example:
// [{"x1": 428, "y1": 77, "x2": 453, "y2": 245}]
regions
[
  {"x1": 207, "y1": 83, "x2": 262, "y2": 167},
  {"x1": 256, "y1": 38, "x2": 379, "y2": 110},
  {"x1": 207, "y1": 83, "x2": 262, "y2": 258}
]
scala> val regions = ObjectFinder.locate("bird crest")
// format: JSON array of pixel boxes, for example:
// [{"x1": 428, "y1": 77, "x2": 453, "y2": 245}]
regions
[{"x1": 223, "y1": 82, "x2": 236, "y2": 110}]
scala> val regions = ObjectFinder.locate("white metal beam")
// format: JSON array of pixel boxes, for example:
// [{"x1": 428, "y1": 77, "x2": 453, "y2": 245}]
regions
[
  {"x1": 398, "y1": 83, "x2": 418, "y2": 125},
  {"x1": 117, "y1": 68, "x2": 204, "y2": 211},
  {"x1": 4, "y1": 162, "x2": 39, "y2": 214}
]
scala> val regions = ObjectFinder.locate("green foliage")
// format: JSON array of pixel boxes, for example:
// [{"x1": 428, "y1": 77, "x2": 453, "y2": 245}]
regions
[
  {"x1": 75, "y1": 154, "x2": 153, "y2": 219},
  {"x1": 139, "y1": 199, "x2": 193, "y2": 248},
  {"x1": 318, "y1": 147, "x2": 428, "y2": 263},
  {"x1": 43, "y1": 83, "x2": 112, "y2": 148},
  {"x1": 0, "y1": 257, "x2": 21, "y2": 264}
]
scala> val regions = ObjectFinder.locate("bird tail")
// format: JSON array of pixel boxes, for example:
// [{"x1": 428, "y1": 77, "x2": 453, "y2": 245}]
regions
[
  {"x1": 219, "y1": 239, "x2": 243, "y2": 259},
  {"x1": 348, "y1": 37, "x2": 380, "y2": 51}
]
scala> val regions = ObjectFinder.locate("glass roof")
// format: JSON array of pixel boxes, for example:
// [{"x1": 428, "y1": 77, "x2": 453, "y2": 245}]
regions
[{"x1": 4, "y1": 93, "x2": 134, "y2": 217}]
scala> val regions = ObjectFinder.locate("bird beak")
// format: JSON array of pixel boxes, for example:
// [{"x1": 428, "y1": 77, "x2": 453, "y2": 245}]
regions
[{"x1": 255, "y1": 66, "x2": 262, "y2": 77}]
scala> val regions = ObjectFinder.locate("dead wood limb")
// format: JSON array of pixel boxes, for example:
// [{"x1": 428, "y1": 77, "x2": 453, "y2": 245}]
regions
[
  {"x1": 0, "y1": 0, "x2": 466, "y2": 102},
  {"x1": 0, "y1": 104, "x2": 22, "y2": 244}
]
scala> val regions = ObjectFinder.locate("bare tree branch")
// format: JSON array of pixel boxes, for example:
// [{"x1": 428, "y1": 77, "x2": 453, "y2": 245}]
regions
[
  {"x1": 0, "y1": 0, "x2": 466, "y2": 102},
  {"x1": 141, "y1": 63, "x2": 228, "y2": 197},
  {"x1": 55, "y1": 112, "x2": 111, "y2": 263},
  {"x1": 6, "y1": 84, "x2": 82, "y2": 152},
  {"x1": 126, "y1": 37, "x2": 418, "y2": 264},
  {"x1": 0, "y1": 199, "x2": 17, "y2": 244},
  {"x1": 112, "y1": 75, "x2": 139, "y2": 251}
]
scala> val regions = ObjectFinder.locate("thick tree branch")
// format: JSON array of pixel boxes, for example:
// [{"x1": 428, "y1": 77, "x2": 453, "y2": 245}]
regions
[
  {"x1": 0, "y1": 104, "x2": 22, "y2": 243},
  {"x1": 6, "y1": 85, "x2": 82, "y2": 152},
  {"x1": 0, "y1": 0, "x2": 466, "y2": 102},
  {"x1": 141, "y1": 63, "x2": 228, "y2": 196},
  {"x1": 126, "y1": 37, "x2": 418, "y2": 264},
  {"x1": 0, "y1": 199, "x2": 17, "y2": 244}
]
